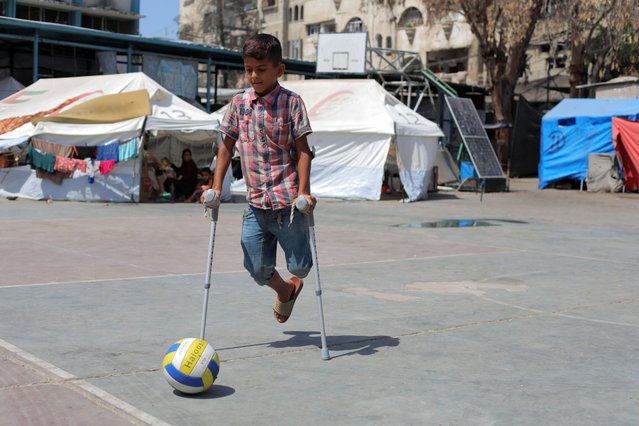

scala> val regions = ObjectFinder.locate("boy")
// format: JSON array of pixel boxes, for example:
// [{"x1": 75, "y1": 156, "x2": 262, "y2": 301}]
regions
[
  {"x1": 205, "y1": 33, "x2": 316, "y2": 323},
  {"x1": 186, "y1": 168, "x2": 211, "y2": 203}
]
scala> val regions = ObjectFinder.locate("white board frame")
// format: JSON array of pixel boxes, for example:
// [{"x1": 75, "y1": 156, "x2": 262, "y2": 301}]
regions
[{"x1": 316, "y1": 33, "x2": 368, "y2": 75}]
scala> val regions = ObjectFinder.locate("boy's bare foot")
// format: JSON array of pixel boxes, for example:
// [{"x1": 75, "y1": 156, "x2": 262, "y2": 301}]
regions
[{"x1": 273, "y1": 277, "x2": 303, "y2": 323}]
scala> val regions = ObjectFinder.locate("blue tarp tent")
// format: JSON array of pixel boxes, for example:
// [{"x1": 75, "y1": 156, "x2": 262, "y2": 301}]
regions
[{"x1": 539, "y1": 99, "x2": 639, "y2": 188}]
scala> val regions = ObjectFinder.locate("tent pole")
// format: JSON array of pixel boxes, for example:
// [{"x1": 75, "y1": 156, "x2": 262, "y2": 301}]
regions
[
  {"x1": 135, "y1": 117, "x2": 149, "y2": 204},
  {"x1": 127, "y1": 44, "x2": 133, "y2": 73},
  {"x1": 213, "y1": 65, "x2": 219, "y2": 107},
  {"x1": 206, "y1": 57, "x2": 212, "y2": 113},
  {"x1": 32, "y1": 32, "x2": 39, "y2": 83}
]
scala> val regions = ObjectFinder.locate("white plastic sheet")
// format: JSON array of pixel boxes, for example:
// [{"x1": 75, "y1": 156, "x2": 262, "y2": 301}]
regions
[
  {"x1": 395, "y1": 135, "x2": 439, "y2": 201},
  {"x1": 0, "y1": 162, "x2": 140, "y2": 202}
]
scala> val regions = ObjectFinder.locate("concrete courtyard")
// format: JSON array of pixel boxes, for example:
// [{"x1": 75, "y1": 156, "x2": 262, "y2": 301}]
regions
[{"x1": 0, "y1": 179, "x2": 638, "y2": 425}]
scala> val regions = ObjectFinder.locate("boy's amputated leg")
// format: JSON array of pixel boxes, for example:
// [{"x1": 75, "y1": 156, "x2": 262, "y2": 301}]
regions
[{"x1": 267, "y1": 270, "x2": 303, "y2": 323}]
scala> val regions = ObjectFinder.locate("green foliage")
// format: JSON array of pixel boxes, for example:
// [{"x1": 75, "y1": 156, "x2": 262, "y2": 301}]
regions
[{"x1": 618, "y1": 40, "x2": 639, "y2": 75}]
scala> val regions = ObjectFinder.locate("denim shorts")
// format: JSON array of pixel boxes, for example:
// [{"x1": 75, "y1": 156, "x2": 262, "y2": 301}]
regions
[{"x1": 241, "y1": 205, "x2": 312, "y2": 285}]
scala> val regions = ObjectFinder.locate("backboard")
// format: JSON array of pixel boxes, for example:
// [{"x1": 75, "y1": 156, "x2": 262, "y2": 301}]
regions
[{"x1": 316, "y1": 33, "x2": 368, "y2": 74}]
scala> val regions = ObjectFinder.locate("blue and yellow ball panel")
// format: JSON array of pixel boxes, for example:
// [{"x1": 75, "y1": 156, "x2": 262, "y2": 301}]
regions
[{"x1": 162, "y1": 338, "x2": 220, "y2": 394}]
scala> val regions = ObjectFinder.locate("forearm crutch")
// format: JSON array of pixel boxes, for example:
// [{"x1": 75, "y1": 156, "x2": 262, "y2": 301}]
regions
[
  {"x1": 296, "y1": 197, "x2": 330, "y2": 360},
  {"x1": 200, "y1": 189, "x2": 220, "y2": 340}
]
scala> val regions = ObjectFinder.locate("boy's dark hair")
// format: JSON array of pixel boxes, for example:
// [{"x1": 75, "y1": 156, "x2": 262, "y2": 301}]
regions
[{"x1": 242, "y1": 33, "x2": 282, "y2": 65}]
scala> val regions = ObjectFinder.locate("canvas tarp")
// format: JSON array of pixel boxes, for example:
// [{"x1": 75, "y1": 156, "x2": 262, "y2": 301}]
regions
[
  {"x1": 32, "y1": 90, "x2": 151, "y2": 124},
  {"x1": 612, "y1": 117, "x2": 639, "y2": 191},
  {"x1": 0, "y1": 73, "x2": 225, "y2": 202},
  {"x1": 510, "y1": 96, "x2": 541, "y2": 177},
  {"x1": 539, "y1": 98, "x2": 639, "y2": 188},
  {"x1": 586, "y1": 153, "x2": 623, "y2": 192},
  {"x1": 214, "y1": 79, "x2": 443, "y2": 201},
  {"x1": 0, "y1": 72, "x2": 216, "y2": 149}
]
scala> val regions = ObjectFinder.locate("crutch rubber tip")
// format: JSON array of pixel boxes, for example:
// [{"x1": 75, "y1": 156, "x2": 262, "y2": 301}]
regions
[{"x1": 321, "y1": 349, "x2": 331, "y2": 360}]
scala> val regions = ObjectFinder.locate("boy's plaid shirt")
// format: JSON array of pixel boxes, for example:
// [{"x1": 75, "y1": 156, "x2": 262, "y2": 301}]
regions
[{"x1": 218, "y1": 84, "x2": 312, "y2": 210}]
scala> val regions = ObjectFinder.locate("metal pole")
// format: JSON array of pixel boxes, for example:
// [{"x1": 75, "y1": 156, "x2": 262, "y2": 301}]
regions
[
  {"x1": 200, "y1": 216, "x2": 217, "y2": 340},
  {"x1": 32, "y1": 32, "x2": 39, "y2": 83},
  {"x1": 213, "y1": 65, "x2": 219, "y2": 107},
  {"x1": 307, "y1": 212, "x2": 330, "y2": 360},
  {"x1": 200, "y1": 191, "x2": 220, "y2": 340},
  {"x1": 7, "y1": 0, "x2": 16, "y2": 17},
  {"x1": 127, "y1": 44, "x2": 133, "y2": 73},
  {"x1": 206, "y1": 57, "x2": 212, "y2": 113}
]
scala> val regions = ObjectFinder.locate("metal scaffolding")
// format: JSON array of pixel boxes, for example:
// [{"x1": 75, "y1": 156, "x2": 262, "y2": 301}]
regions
[{"x1": 367, "y1": 46, "x2": 458, "y2": 111}]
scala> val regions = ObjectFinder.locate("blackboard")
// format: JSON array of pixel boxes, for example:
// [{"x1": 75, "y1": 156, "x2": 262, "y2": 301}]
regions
[{"x1": 445, "y1": 97, "x2": 505, "y2": 179}]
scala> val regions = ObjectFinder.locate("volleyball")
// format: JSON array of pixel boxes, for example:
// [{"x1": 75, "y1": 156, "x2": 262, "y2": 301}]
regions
[{"x1": 162, "y1": 338, "x2": 220, "y2": 394}]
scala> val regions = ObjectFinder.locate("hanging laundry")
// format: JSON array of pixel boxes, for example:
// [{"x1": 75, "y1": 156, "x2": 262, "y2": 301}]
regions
[
  {"x1": 73, "y1": 158, "x2": 87, "y2": 173},
  {"x1": 99, "y1": 160, "x2": 115, "y2": 175},
  {"x1": 97, "y1": 142, "x2": 119, "y2": 161},
  {"x1": 54, "y1": 156, "x2": 87, "y2": 173},
  {"x1": 31, "y1": 137, "x2": 73, "y2": 157},
  {"x1": 54, "y1": 156, "x2": 76, "y2": 173},
  {"x1": 35, "y1": 169, "x2": 66, "y2": 185},
  {"x1": 27, "y1": 146, "x2": 56, "y2": 173},
  {"x1": 74, "y1": 146, "x2": 97, "y2": 159},
  {"x1": 86, "y1": 159, "x2": 100, "y2": 184},
  {"x1": 118, "y1": 138, "x2": 138, "y2": 162}
]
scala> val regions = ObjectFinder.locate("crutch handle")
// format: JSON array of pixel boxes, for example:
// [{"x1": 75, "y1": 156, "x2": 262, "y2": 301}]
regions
[
  {"x1": 295, "y1": 196, "x2": 315, "y2": 226},
  {"x1": 295, "y1": 195, "x2": 310, "y2": 213},
  {"x1": 204, "y1": 189, "x2": 220, "y2": 209},
  {"x1": 204, "y1": 189, "x2": 220, "y2": 221}
]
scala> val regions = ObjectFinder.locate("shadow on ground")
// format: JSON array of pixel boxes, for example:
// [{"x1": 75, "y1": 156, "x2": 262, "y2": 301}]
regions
[
  {"x1": 272, "y1": 331, "x2": 400, "y2": 358},
  {"x1": 217, "y1": 331, "x2": 400, "y2": 359},
  {"x1": 172, "y1": 385, "x2": 235, "y2": 399}
]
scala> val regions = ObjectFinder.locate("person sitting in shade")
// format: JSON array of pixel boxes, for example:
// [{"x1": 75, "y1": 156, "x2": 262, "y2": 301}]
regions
[{"x1": 165, "y1": 148, "x2": 199, "y2": 202}]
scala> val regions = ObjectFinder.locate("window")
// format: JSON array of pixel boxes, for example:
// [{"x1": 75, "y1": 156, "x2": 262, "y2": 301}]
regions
[
  {"x1": 386, "y1": 36, "x2": 392, "y2": 49},
  {"x1": 547, "y1": 56, "x2": 566, "y2": 69},
  {"x1": 376, "y1": 34, "x2": 383, "y2": 48},
  {"x1": 289, "y1": 39, "x2": 303, "y2": 60},
  {"x1": 307, "y1": 24, "x2": 321, "y2": 36},
  {"x1": 300, "y1": 5, "x2": 304, "y2": 20},
  {"x1": 294, "y1": 5, "x2": 298, "y2": 21},
  {"x1": 346, "y1": 18, "x2": 363, "y2": 33},
  {"x1": 44, "y1": 8, "x2": 69, "y2": 24},
  {"x1": 289, "y1": 8, "x2": 292, "y2": 21},
  {"x1": 323, "y1": 23, "x2": 336, "y2": 33},
  {"x1": 16, "y1": 5, "x2": 69, "y2": 24},
  {"x1": 426, "y1": 48, "x2": 469, "y2": 73},
  {"x1": 398, "y1": 7, "x2": 424, "y2": 29},
  {"x1": 262, "y1": 0, "x2": 276, "y2": 8}
]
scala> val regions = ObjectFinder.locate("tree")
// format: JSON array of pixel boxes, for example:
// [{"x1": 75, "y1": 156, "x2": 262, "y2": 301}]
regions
[
  {"x1": 179, "y1": 0, "x2": 260, "y2": 49},
  {"x1": 549, "y1": 0, "x2": 639, "y2": 96},
  {"x1": 179, "y1": 0, "x2": 262, "y2": 88},
  {"x1": 421, "y1": 0, "x2": 545, "y2": 166}
]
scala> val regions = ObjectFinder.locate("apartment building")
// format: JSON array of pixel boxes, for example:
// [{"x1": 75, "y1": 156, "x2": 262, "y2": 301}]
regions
[
  {"x1": 180, "y1": 0, "x2": 481, "y2": 86},
  {"x1": 180, "y1": 0, "x2": 569, "y2": 102},
  {"x1": 0, "y1": 0, "x2": 142, "y2": 34}
]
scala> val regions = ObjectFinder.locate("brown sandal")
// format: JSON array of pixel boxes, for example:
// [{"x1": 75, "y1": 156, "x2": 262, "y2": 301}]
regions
[{"x1": 273, "y1": 278, "x2": 303, "y2": 323}]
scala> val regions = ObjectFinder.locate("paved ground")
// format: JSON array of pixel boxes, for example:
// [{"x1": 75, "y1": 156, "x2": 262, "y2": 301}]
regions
[{"x1": 0, "y1": 179, "x2": 638, "y2": 425}]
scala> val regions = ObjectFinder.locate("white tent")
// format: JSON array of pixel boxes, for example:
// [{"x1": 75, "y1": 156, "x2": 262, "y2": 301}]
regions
[
  {"x1": 0, "y1": 72, "x2": 231, "y2": 202},
  {"x1": 0, "y1": 76, "x2": 24, "y2": 101},
  {"x1": 213, "y1": 79, "x2": 443, "y2": 201}
]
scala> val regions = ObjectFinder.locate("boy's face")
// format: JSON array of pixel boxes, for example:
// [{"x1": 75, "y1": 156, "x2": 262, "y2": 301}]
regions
[{"x1": 244, "y1": 56, "x2": 284, "y2": 96}]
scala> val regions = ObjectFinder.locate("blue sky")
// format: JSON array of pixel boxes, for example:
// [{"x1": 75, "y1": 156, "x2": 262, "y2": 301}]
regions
[{"x1": 139, "y1": 0, "x2": 180, "y2": 39}]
